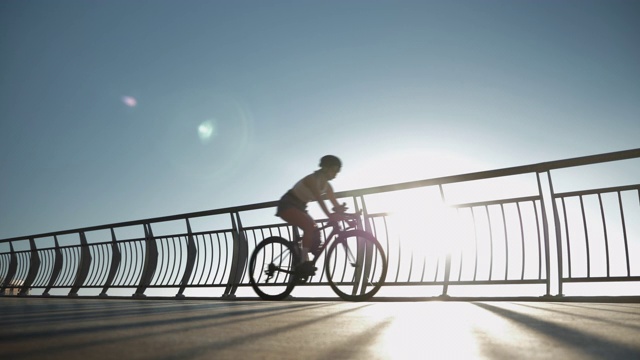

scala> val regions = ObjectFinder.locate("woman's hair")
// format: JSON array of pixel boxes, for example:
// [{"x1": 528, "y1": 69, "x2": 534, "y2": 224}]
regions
[{"x1": 319, "y1": 155, "x2": 341, "y2": 168}]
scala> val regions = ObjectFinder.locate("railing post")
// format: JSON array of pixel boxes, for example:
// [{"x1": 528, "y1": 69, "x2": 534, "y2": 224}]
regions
[
  {"x1": 19, "y1": 238, "x2": 41, "y2": 296},
  {"x1": 176, "y1": 219, "x2": 198, "y2": 298},
  {"x1": 223, "y1": 212, "x2": 248, "y2": 298},
  {"x1": 99, "y1": 229, "x2": 122, "y2": 297},
  {"x1": 438, "y1": 185, "x2": 452, "y2": 297},
  {"x1": 546, "y1": 171, "x2": 564, "y2": 297},
  {"x1": 69, "y1": 232, "x2": 92, "y2": 297},
  {"x1": 43, "y1": 236, "x2": 63, "y2": 296},
  {"x1": 134, "y1": 224, "x2": 158, "y2": 298},
  {"x1": 536, "y1": 172, "x2": 553, "y2": 297},
  {"x1": 0, "y1": 243, "x2": 17, "y2": 296}
]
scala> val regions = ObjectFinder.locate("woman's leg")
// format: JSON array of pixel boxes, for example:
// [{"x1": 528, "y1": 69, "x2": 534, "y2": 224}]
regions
[{"x1": 278, "y1": 207, "x2": 316, "y2": 260}]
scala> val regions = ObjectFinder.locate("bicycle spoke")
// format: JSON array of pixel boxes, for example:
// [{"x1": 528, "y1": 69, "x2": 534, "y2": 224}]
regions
[
  {"x1": 249, "y1": 237, "x2": 299, "y2": 300},
  {"x1": 325, "y1": 230, "x2": 387, "y2": 301}
]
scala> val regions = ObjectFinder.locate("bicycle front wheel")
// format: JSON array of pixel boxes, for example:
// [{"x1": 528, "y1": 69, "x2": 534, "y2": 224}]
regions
[
  {"x1": 249, "y1": 236, "x2": 300, "y2": 300},
  {"x1": 325, "y1": 230, "x2": 387, "y2": 301}
]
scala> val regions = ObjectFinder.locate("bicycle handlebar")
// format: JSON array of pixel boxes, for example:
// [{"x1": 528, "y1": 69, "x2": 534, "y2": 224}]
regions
[{"x1": 320, "y1": 211, "x2": 362, "y2": 231}]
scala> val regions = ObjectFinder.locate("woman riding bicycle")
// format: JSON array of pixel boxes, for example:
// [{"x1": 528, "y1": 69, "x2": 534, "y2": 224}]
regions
[{"x1": 276, "y1": 155, "x2": 347, "y2": 266}]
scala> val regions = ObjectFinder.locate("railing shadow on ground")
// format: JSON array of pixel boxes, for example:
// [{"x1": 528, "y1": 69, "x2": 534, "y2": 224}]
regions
[
  {"x1": 473, "y1": 302, "x2": 640, "y2": 359},
  {"x1": 1, "y1": 148, "x2": 639, "y2": 299},
  {"x1": 0, "y1": 298, "x2": 344, "y2": 359}
]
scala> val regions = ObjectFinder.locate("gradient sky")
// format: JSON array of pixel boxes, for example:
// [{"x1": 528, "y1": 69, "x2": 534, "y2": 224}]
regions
[{"x1": 1, "y1": 0, "x2": 639, "y2": 239}]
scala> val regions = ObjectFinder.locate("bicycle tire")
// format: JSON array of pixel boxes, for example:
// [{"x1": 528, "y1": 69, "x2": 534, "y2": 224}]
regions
[
  {"x1": 249, "y1": 236, "x2": 300, "y2": 300},
  {"x1": 325, "y1": 230, "x2": 387, "y2": 301}
]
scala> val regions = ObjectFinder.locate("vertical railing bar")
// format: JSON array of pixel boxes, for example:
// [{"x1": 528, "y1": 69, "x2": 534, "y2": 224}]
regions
[
  {"x1": 189, "y1": 235, "x2": 198, "y2": 285},
  {"x1": 166, "y1": 237, "x2": 176, "y2": 285},
  {"x1": 561, "y1": 197, "x2": 572, "y2": 279},
  {"x1": 579, "y1": 195, "x2": 591, "y2": 278},
  {"x1": 30, "y1": 249, "x2": 41, "y2": 288},
  {"x1": 485, "y1": 205, "x2": 494, "y2": 281},
  {"x1": 191, "y1": 235, "x2": 202, "y2": 285},
  {"x1": 167, "y1": 237, "x2": 176, "y2": 285},
  {"x1": 197, "y1": 234, "x2": 208, "y2": 285},
  {"x1": 121, "y1": 241, "x2": 132, "y2": 286},
  {"x1": 536, "y1": 172, "x2": 552, "y2": 296},
  {"x1": 209, "y1": 233, "x2": 218, "y2": 284},
  {"x1": 546, "y1": 170, "x2": 563, "y2": 296},
  {"x1": 16, "y1": 252, "x2": 27, "y2": 291},
  {"x1": 113, "y1": 242, "x2": 122, "y2": 286},
  {"x1": 439, "y1": 183, "x2": 451, "y2": 296},
  {"x1": 456, "y1": 208, "x2": 464, "y2": 282},
  {"x1": 532, "y1": 200, "x2": 542, "y2": 280},
  {"x1": 55, "y1": 247, "x2": 66, "y2": 287},
  {"x1": 158, "y1": 238, "x2": 170, "y2": 286},
  {"x1": 95, "y1": 244, "x2": 106, "y2": 286},
  {"x1": 211, "y1": 233, "x2": 222, "y2": 284},
  {"x1": 125, "y1": 241, "x2": 135, "y2": 286},
  {"x1": 160, "y1": 238, "x2": 169, "y2": 287},
  {"x1": 60, "y1": 247, "x2": 71, "y2": 286},
  {"x1": 198, "y1": 234, "x2": 209, "y2": 285},
  {"x1": 69, "y1": 247, "x2": 79, "y2": 286},
  {"x1": 91, "y1": 244, "x2": 102, "y2": 286},
  {"x1": 92, "y1": 244, "x2": 102, "y2": 286},
  {"x1": 124, "y1": 241, "x2": 135, "y2": 286},
  {"x1": 118, "y1": 242, "x2": 129, "y2": 286},
  {"x1": 179, "y1": 235, "x2": 187, "y2": 286},
  {"x1": 153, "y1": 238, "x2": 164, "y2": 286},
  {"x1": 102, "y1": 242, "x2": 112, "y2": 286},
  {"x1": 394, "y1": 221, "x2": 402, "y2": 283},
  {"x1": 175, "y1": 236, "x2": 184, "y2": 286},
  {"x1": 128, "y1": 240, "x2": 138, "y2": 286},
  {"x1": 86, "y1": 245, "x2": 97, "y2": 287},
  {"x1": 132, "y1": 240, "x2": 142, "y2": 286},
  {"x1": 516, "y1": 202, "x2": 525, "y2": 281},
  {"x1": 37, "y1": 248, "x2": 50, "y2": 287},
  {"x1": 100, "y1": 228, "x2": 121, "y2": 296},
  {"x1": 382, "y1": 216, "x2": 390, "y2": 275},
  {"x1": 618, "y1": 191, "x2": 630, "y2": 277},
  {"x1": 253, "y1": 228, "x2": 261, "y2": 278},
  {"x1": 500, "y1": 204, "x2": 508, "y2": 281},
  {"x1": 59, "y1": 247, "x2": 71, "y2": 286},
  {"x1": 221, "y1": 232, "x2": 230, "y2": 285},
  {"x1": 597, "y1": 193, "x2": 610, "y2": 277},
  {"x1": 255, "y1": 230, "x2": 265, "y2": 284},
  {"x1": 471, "y1": 207, "x2": 479, "y2": 281},
  {"x1": 133, "y1": 240, "x2": 144, "y2": 285},
  {"x1": 31, "y1": 249, "x2": 44, "y2": 287}
]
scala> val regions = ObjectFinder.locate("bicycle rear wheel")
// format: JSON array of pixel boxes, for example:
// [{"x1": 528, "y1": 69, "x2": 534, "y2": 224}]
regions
[
  {"x1": 249, "y1": 236, "x2": 300, "y2": 300},
  {"x1": 325, "y1": 230, "x2": 387, "y2": 301}
]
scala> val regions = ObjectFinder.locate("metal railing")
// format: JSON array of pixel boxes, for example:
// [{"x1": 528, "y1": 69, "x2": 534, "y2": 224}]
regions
[{"x1": 1, "y1": 148, "x2": 639, "y2": 298}]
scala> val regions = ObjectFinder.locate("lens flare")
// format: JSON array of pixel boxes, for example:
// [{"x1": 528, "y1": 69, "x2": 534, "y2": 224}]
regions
[
  {"x1": 122, "y1": 96, "x2": 137, "y2": 107},
  {"x1": 198, "y1": 120, "x2": 216, "y2": 143}
]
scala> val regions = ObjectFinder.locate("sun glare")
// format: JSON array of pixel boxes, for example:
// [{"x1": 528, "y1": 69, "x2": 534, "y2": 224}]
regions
[
  {"x1": 122, "y1": 96, "x2": 137, "y2": 107},
  {"x1": 197, "y1": 120, "x2": 216, "y2": 143}
]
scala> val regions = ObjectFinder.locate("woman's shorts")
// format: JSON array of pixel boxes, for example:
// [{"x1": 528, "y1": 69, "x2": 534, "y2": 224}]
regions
[{"x1": 275, "y1": 191, "x2": 307, "y2": 216}]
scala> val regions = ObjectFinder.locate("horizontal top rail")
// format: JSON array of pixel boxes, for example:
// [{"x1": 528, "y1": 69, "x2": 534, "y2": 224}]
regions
[
  {"x1": 338, "y1": 148, "x2": 640, "y2": 198},
  {"x1": 2, "y1": 147, "x2": 639, "y2": 244},
  {"x1": 554, "y1": 184, "x2": 640, "y2": 198}
]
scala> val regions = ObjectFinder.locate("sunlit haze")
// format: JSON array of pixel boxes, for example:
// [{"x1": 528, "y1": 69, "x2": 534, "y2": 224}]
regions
[{"x1": 1, "y1": 0, "x2": 639, "y2": 239}]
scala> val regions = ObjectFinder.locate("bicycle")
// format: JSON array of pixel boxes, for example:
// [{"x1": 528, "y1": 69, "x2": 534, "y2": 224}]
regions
[{"x1": 248, "y1": 211, "x2": 387, "y2": 301}]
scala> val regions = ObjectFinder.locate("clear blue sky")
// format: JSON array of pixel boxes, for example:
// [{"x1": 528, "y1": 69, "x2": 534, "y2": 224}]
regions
[{"x1": 1, "y1": 0, "x2": 639, "y2": 239}]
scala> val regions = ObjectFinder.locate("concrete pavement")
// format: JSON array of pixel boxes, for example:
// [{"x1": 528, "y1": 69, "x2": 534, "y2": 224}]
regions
[{"x1": 1, "y1": 297, "x2": 639, "y2": 359}]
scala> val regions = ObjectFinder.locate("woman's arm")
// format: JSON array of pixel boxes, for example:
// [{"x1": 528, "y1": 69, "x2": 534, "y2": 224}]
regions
[{"x1": 302, "y1": 173, "x2": 333, "y2": 218}]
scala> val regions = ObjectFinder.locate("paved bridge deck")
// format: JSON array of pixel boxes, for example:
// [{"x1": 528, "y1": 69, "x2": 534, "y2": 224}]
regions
[{"x1": 1, "y1": 297, "x2": 639, "y2": 359}]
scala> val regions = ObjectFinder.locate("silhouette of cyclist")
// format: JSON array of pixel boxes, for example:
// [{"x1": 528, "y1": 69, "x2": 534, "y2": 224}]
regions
[{"x1": 275, "y1": 155, "x2": 347, "y2": 267}]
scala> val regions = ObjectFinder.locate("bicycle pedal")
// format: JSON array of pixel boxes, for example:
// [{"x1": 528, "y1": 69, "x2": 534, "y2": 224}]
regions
[{"x1": 296, "y1": 262, "x2": 317, "y2": 277}]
